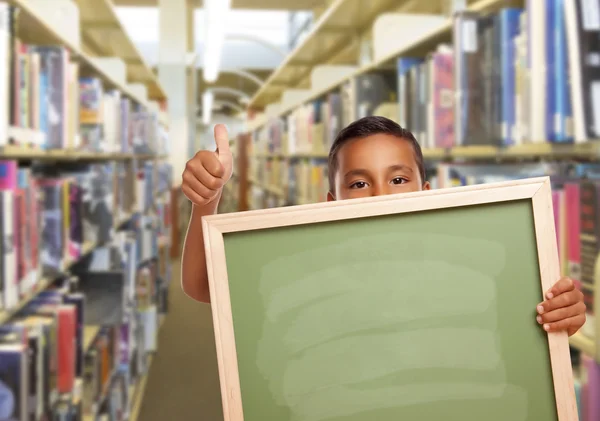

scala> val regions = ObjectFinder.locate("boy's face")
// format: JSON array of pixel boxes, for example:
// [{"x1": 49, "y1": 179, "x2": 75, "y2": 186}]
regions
[{"x1": 328, "y1": 134, "x2": 430, "y2": 201}]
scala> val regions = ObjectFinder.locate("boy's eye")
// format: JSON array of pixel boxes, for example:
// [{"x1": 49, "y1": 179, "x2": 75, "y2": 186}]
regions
[
  {"x1": 391, "y1": 177, "x2": 408, "y2": 185},
  {"x1": 349, "y1": 181, "x2": 369, "y2": 189}
]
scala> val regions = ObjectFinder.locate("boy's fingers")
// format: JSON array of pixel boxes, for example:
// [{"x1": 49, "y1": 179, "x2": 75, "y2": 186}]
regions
[
  {"x1": 182, "y1": 184, "x2": 208, "y2": 206},
  {"x1": 185, "y1": 157, "x2": 224, "y2": 190},
  {"x1": 214, "y1": 124, "x2": 231, "y2": 157},
  {"x1": 537, "y1": 289, "x2": 583, "y2": 314},
  {"x1": 537, "y1": 302, "x2": 586, "y2": 324},
  {"x1": 545, "y1": 277, "x2": 575, "y2": 300},
  {"x1": 195, "y1": 152, "x2": 225, "y2": 180},
  {"x1": 541, "y1": 314, "x2": 586, "y2": 336},
  {"x1": 182, "y1": 171, "x2": 217, "y2": 200}
]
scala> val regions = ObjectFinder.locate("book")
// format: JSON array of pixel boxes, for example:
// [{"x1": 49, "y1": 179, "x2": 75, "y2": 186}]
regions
[
  {"x1": 564, "y1": 0, "x2": 600, "y2": 141},
  {"x1": 34, "y1": 47, "x2": 69, "y2": 150},
  {"x1": 0, "y1": 4, "x2": 10, "y2": 148},
  {"x1": 499, "y1": 8, "x2": 523, "y2": 145},
  {"x1": 431, "y1": 48, "x2": 455, "y2": 148},
  {"x1": 0, "y1": 343, "x2": 28, "y2": 421},
  {"x1": 1, "y1": 189, "x2": 17, "y2": 311},
  {"x1": 40, "y1": 180, "x2": 64, "y2": 274},
  {"x1": 64, "y1": 293, "x2": 84, "y2": 378},
  {"x1": 68, "y1": 182, "x2": 83, "y2": 260},
  {"x1": 565, "y1": 182, "x2": 581, "y2": 288},
  {"x1": 580, "y1": 181, "x2": 600, "y2": 337},
  {"x1": 79, "y1": 77, "x2": 103, "y2": 125}
]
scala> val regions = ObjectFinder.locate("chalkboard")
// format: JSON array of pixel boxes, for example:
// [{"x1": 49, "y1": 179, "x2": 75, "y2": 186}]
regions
[{"x1": 203, "y1": 177, "x2": 577, "y2": 421}]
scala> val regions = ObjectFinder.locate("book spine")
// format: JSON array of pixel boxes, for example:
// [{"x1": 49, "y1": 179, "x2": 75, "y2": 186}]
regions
[
  {"x1": 580, "y1": 181, "x2": 600, "y2": 336},
  {"x1": 0, "y1": 4, "x2": 9, "y2": 147},
  {"x1": 546, "y1": 0, "x2": 557, "y2": 142},
  {"x1": 584, "y1": 355, "x2": 600, "y2": 421},
  {"x1": 564, "y1": 0, "x2": 600, "y2": 141},
  {"x1": 57, "y1": 305, "x2": 76, "y2": 394},
  {"x1": 19, "y1": 45, "x2": 29, "y2": 130},
  {"x1": 528, "y1": 0, "x2": 549, "y2": 142},
  {"x1": 566, "y1": 182, "x2": 582, "y2": 287},
  {"x1": 1, "y1": 190, "x2": 17, "y2": 309},
  {"x1": 553, "y1": 0, "x2": 573, "y2": 142},
  {"x1": 501, "y1": 9, "x2": 522, "y2": 146},
  {"x1": 0, "y1": 160, "x2": 17, "y2": 190}
]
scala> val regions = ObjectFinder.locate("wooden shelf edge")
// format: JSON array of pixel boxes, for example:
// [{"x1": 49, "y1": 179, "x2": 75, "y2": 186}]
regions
[
  {"x1": 83, "y1": 325, "x2": 102, "y2": 352},
  {"x1": 248, "y1": 0, "x2": 347, "y2": 108},
  {"x1": 0, "y1": 241, "x2": 99, "y2": 325},
  {"x1": 0, "y1": 147, "x2": 170, "y2": 162},
  {"x1": 248, "y1": 143, "x2": 600, "y2": 161}
]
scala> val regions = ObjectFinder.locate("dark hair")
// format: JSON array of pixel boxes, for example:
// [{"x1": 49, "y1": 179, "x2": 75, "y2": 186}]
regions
[{"x1": 327, "y1": 116, "x2": 426, "y2": 192}]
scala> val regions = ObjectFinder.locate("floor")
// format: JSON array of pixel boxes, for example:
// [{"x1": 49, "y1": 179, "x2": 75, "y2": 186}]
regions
[{"x1": 137, "y1": 260, "x2": 224, "y2": 421}]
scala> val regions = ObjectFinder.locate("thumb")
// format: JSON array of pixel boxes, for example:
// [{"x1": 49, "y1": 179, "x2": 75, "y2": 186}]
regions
[{"x1": 214, "y1": 124, "x2": 231, "y2": 157}]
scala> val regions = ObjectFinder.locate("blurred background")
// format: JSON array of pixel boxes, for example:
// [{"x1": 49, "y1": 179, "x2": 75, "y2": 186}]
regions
[{"x1": 0, "y1": 0, "x2": 598, "y2": 420}]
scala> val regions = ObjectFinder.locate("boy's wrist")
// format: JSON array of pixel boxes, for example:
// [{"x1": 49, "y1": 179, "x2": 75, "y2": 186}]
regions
[{"x1": 192, "y1": 190, "x2": 222, "y2": 214}]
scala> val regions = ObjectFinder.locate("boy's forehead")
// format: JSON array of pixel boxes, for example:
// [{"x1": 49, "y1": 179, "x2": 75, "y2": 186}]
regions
[{"x1": 336, "y1": 134, "x2": 418, "y2": 168}]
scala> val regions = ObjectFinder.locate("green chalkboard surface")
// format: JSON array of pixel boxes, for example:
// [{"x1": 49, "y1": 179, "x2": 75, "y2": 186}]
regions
[{"x1": 203, "y1": 178, "x2": 577, "y2": 421}]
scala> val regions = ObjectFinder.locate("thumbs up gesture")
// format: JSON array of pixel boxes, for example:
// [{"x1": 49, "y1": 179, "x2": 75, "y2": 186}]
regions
[{"x1": 182, "y1": 124, "x2": 233, "y2": 207}]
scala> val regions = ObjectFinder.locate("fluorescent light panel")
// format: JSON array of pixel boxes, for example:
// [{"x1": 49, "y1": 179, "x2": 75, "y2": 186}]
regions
[
  {"x1": 203, "y1": 0, "x2": 231, "y2": 83},
  {"x1": 202, "y1": 90, "x2": 214, "y2": 125}
]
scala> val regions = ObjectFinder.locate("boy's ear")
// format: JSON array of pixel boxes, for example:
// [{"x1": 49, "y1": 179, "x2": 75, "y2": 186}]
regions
[
  {"x1": 422, "y1": 181, "x2": 431, "y2": 191},
  {"x1": 326, "y1": 191, "x2": 336, "y2": 202}
]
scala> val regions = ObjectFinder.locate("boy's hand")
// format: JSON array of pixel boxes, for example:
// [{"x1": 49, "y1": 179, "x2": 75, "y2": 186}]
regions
[
  {"x1": 182, "y1": 124, "x2": 233, "y2": 207},
  {"x1": 536, "y1": 277, "x2": 586, "y2": 336}
]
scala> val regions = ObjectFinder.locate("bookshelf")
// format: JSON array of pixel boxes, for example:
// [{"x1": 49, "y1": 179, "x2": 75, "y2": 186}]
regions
[
  {"x1": 8, "y1": 0, "x2": 162, "y2": 107},
  {"x1": 248, "y1": 0, "x2": 466, "y2": 109},
  {"x1": 0, "y1": 0, "x2": 173, "y2": 420},
  {"x1": 75, "y1": 0, "x2": 166, "y2": 100},
  {"x1": 247, "y1": 0, "x2": 518, "y2": 118},
  {"x1": 0, "y1": 239, "x2": 96, "y2": 324}
]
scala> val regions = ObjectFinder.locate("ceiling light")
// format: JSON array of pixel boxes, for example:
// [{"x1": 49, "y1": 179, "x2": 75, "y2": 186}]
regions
[
  {"x1": 203, "y1": 0, "x2": 231, "y2": 83},
  {"x1": 202, "y1": 90, "x2": 214, "y2": 125}
]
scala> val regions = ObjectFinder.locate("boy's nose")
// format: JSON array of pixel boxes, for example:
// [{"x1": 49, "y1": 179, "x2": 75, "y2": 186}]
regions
[{"x1": 372, "y1": 184, "x2": 388, "y2": 197}]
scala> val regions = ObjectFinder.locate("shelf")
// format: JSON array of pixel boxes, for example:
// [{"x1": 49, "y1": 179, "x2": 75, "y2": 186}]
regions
[
  {"x1": 0, "y1": 241, "x2": 99, "y2": 325},
  {"x1": 81, "y1": 314, "x2": 166, "y2": 421},
  {"x1": 569, "y1": 332, "x2": 596, "y2": 360},
  {"x1": 248, "y1": 142, "x2": 600, "y2": 162},
  {"x1": 0, "y1": 277, "x2": 53, "y2": 324},
  {"x1": 249, "y1": 0, "x2": 419, "y2": 108},
  {"x1": 246, "y1": 0, "x2": 522, "y2": 130},
  {"x1": 114, "y1": 211, "x2": 134, "y2": 229},
  {"x1": 74, "y1": 0, "x2": 166, "y2": 101},
  {"x1": 250, "y1": 152, "x2": 329, "y2": 159},
  {"x1": 128, "y1": 316, "x2": 165, "y2": 421},
  {"x1": 136, "y1": 154, "x2": 169, "y2": 161},
  {"x1": 0, "y1": 147, "x2": 127, "y2": 161},
  {"x1": 249, "y1": 179, "x2": 285, "y2": 197},
  {"x1": 83, "y1": 325, "x2": 101, "y2": 352},
  {"x1": 9, "y1": 0, "x2": 158, "y2": 107},
  {"x1": 0, "y1": 145, "x2": 170, "y2": 162}
]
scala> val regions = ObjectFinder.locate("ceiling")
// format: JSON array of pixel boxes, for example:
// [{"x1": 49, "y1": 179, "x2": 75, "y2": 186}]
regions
[
  {"x1": 113, "y1": 0, "x2": 323, "y2": 9},
  {"x1": 195, "y1": 68, "x2": 272, "y2": 115}
]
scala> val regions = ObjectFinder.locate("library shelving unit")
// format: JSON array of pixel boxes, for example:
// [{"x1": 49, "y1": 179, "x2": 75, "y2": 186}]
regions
[
  {"x1": 74, "y1": 0, "x2": 166, "y2": 101},
  {"x1": 234, "y1": 0, "x2": 600, "y2": 396},
  {"x1": 0, "y1": 0, "x2": 174, "y2": 420}
]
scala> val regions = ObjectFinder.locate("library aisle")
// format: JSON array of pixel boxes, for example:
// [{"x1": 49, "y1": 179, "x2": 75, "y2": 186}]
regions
[
  {"x1": 3, "y1": 0, "x2": 600, "y2": 420},
  {"x1": 136, "y1": 261, "x2": 222, "y2": 421}
]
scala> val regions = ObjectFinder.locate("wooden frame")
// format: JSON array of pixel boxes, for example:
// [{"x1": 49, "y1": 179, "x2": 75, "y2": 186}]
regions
[{"x1": 202, "y1": 176, "x2": 578, "y2": 421}]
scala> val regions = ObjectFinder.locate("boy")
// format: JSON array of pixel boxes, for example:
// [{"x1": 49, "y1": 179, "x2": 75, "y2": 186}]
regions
[{"x1": 181, "y1": 116, "x2": 586, "y2": 337}]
